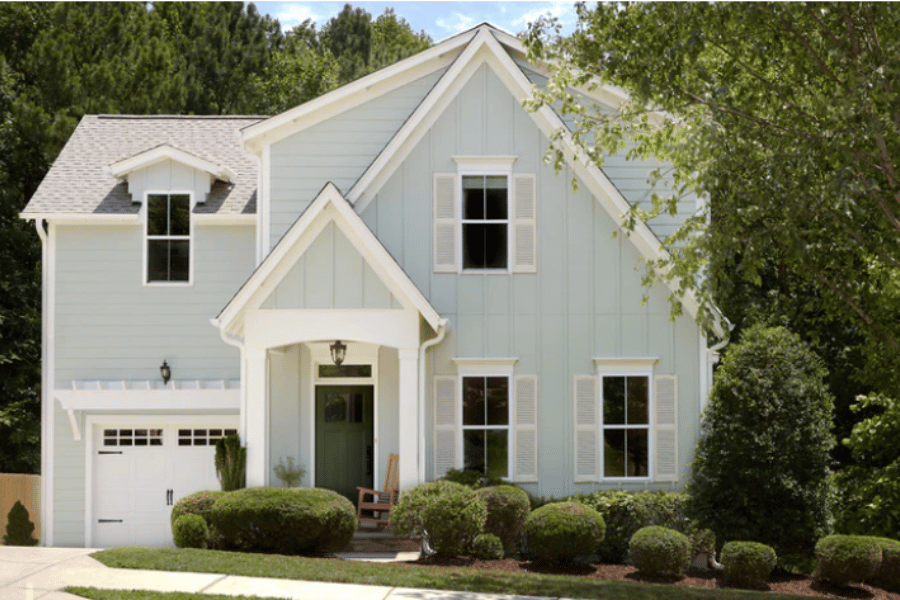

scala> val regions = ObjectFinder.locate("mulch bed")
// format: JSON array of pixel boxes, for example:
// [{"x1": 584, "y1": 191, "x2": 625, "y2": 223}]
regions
[{"x1": 404, "y1": 555, "x2": 900, "y2": 599}]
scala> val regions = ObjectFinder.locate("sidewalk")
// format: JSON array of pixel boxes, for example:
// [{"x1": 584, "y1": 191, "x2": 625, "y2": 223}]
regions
[{"x1": 0, "y1": 547, "x2": 550, "y2": 600}]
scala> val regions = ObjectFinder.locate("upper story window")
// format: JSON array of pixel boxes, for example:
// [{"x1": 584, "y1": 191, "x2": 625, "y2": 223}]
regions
[
  {"x1": 433, "y1": 157, "x2": 536, "y2": 274},
  {"x1": 146, "y1": 193, "x2": 191, "y2": 284},
  {"x1": 462, "y1": 176, "x2": 508, "y2": 269}
]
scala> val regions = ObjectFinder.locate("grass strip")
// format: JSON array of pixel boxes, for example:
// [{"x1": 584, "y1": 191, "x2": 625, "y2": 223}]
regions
[
  {"x1": 93, "y1": 548, "x2": 810, "y2": 600},
  {"x1": 66, "y1": 588, "x2": 286, "y2": 600}
]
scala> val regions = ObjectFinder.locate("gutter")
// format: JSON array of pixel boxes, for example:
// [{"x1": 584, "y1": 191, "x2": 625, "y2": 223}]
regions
[{"x1": 418, "y1": 319, "x2": 449, "y2": 483}]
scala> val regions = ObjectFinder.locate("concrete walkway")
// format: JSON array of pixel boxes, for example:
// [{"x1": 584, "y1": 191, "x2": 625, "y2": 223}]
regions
[{"x1": 0, "y1": 547, "x2": 549, "y2": 600}]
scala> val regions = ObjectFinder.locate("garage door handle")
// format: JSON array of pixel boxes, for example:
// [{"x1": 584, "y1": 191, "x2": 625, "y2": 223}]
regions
[
  {"x1": 98, "y1": 519, "x2": 123, "y2": 523},
  {"x1": 166, "y1": 489, "x2": 173, "y2": 505}
]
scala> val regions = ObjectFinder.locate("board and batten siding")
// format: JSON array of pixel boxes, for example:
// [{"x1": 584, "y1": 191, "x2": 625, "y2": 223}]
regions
[
  {"x1": 54, "y1": 224, "x2": 255, "y2": 386},
  {"x1": 355, "y1": 63, "x2": 699, "y2": 497},
  {"x1": 268, "y1": 68, "x2": 447, "y2": 250},
  {"x1": 518, "y1": 62, "x2": 700, "y2": 245},
  {"x1": 126, "y1": 158, "x2": 214, "y2": 204},
  {"x1": 260, "y1": 221, "x2": 401, "y2": 310}
]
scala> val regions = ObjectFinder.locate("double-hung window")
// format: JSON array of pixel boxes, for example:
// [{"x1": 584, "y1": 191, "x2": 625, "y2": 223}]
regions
[
  {"x1": 461, "y1": 175, "x2": 508, "y2": 270},
  {"x1": 461, "y1": 375, "x2": 510, "y2": 478},
  {"x1": 601, "y1": 375, "x2": 649, "y2": 477},
  {"x1": 146, "y1": 193, "x2": 190, "y2": 283}
]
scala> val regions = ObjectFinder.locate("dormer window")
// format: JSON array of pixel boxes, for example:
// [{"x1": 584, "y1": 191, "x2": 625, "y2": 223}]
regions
[{"x1": 146, "y1": 193, "x2": 190, "y2": 283}]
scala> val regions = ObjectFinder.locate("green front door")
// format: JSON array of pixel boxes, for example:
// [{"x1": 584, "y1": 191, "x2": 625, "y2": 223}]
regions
[{"x1": 315, "y1": 385, "x2": 374, "y2": 503}]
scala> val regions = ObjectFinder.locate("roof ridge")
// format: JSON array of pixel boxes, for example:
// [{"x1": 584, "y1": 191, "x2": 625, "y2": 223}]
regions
[{"x1": 95, "y1": 114, "x2": 267, "y2": 120}]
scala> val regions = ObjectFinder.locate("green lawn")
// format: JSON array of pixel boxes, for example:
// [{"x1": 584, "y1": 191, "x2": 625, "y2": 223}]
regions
[{"x1": 91, "y1": 547, "x2": 812, "y2": 600}]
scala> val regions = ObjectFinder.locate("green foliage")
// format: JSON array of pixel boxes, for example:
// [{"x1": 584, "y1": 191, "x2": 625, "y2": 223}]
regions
[
  {"x1": 272, "y1": 456, "x2": 306, "y2": 488},
  {"x1": 686, "y1": 325, "x2": 835, "y2": 551},
  {"x1": 469, "y1": 533, "x2": 504, "y2": 560},
  {"x1": 208, "y1": 487, "x2": 356, "y2": 555},
  {"x1": 214, "y1": 435, "x2": 246, "y2": 492},
  {"x1": 868, "y1": 537, "x2": 900, "y2": 584},
  {"x1": 442, "y1": 468, "x2": 505, "y2": 489},
  {"x1": 3, "y1": 500, "x2": 38, "y2": 546},
  {"x1": 814, "y1": 535, "x2": 882, "y2": 585},
  {"x1": 172, "y1": 514, "x2": 208, "y2": 549},
  {"x1": 833, "y1": 393, "x2": 900, "y2": 538},
  {"x1": 170, "y1": 490, "x2": 225, "y2": 527},
  {"x1": 391, "y1": 480, "x2": 486, "y2": 557},
  {"x1": 720, "y1": 541, "x2": 777, "y2": 589},
  {"x1": 474, "y1": 485, "x2": 530, "y2": 552},
  {"x1": 523, "y1": 3, "x2": 900, "y2": 416},
  {"x1": 572, "y1": 490, "x2": 693, "y2": 563},
  {"x1": 629, "y1": 526, "x2": 692, "y2": 578},
  {"x1": 524, "y1": 502, "x2": 605, "y2": 563}
]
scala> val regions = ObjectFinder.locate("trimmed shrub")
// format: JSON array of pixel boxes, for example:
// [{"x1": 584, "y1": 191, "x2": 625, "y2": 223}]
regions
[
  {"x1": 524, "y1": 501, "x2": 606, "y2": 563},
  {"x1": 173, "y1": 514, "x2": 208, "y2": 549},
  {"x1": 215, "y1": 434, "x2": 246, "y2": 491},
  {"x1": 868, "y1": 537, "x2": 900, "y2": 584},
  {"x1": 687, "y1": 325, "x2": 834, "y2": 552},
  {"x1": 814, "y1": 534, "x2": 881, "y2": 585},
  {"x1": 442, "y1": 468, "x2": 505, "y2": 489},
  {"x1": 629, "y1": 526, "x2": 692, "y2": 578},
  {"x1": 208, "y1": 487, "x2": 355, "y2": 555},
  {"x1": 475, "y1": 485, "x2": 530, "y2": 553},
  {"x1": 470, "y1": 533, "x2": 504, "y2": 560},
  {"x1": 391, "y1": 480, "x2": 486, "y2": 557},
  {"x1": 170, "y1": 490, "x2": 225, "y2": 527},
  {"x1": 721, "y1": 541, "x2": 777, "y2": 589},
  {"x1": 573, "y1": 490, "x2": 691, "y2": 563},
  {"x1": 3, "y1": 501, "x2": 39, "y2": 546}
]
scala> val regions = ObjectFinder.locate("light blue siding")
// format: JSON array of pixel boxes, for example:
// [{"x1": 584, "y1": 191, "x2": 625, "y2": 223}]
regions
[
  {"x1": 54, "y1": 224, "x2": 255, "y2": 387},
  {"x1": 260, "y1": 222, "x2": 399, "y2": 310},
  {"x1": 356, "y1": 63, "x2": 700, "y2": 496},
  {"x1": 268, "y1": 69, "x2": 447, "y2": 249}
]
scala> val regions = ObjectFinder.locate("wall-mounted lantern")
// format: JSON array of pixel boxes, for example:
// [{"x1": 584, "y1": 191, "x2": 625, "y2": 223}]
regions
[
  {"x1": 330, "y1": 340, "x2": 347, "y2": 366},
  {"x1": 160, "y1": 360, "x2": 171, "y2": 385}
]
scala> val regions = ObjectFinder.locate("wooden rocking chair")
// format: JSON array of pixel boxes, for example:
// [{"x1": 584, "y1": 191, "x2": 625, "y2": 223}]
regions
[{"x1": 356, "y1": 453, "x2": 399, "y2": 531}]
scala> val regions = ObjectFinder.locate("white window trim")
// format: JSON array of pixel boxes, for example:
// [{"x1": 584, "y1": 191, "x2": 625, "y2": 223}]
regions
[
  {"x1": 457, "y1": 358, "x2": 517, "y2": 480},
  {"x1": 454, "y1": 157, "x2": 516, "y2": 274},
  {"x1": 594, "y1": 358, "x2": 658, "y2": 483},
  {"x1": 142, "y1": 190, "x2": 195, "y2": 287}
]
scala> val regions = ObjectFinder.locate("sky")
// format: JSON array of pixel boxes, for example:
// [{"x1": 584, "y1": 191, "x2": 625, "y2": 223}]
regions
[{"x1": 254, "y1": 1, "x2": 578, "y2": 41}]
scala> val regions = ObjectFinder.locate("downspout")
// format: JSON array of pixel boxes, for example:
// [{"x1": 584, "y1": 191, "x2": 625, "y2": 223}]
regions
[
  {"x1": 212, "y1": 319, "x2": 246, "y2": 443},
  {"x1": 418, "y1": 319, "x2": 448, "y2": 483},
  {"x1": 35, "y1": 219, "x2": 51, "y2": 546}
]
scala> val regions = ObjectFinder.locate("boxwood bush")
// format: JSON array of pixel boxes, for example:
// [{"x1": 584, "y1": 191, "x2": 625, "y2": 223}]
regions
[
  {"x1": 173, "y1": 514, "x2": 208, "y2": 549},
  {"x1": 475, "y1": 485, "x2": 530, "y2": 553},
  {"x1": 208, "y1": 487, "x2": 355, "y2": 555},
  {"x1": 721, "y1": 541, "x2": 777, "y2": 588},
  {"x1": 391, "y1": 480, "x2": 486, "y2": 557},
  {"x1": 868, "y1": 536, "x2": 900, "y2": 584},
  {"x1": 814, "y1": 534, "x2": 882, "y2": 585},
  {"x1": 524, "y1": 501, "x2": 605, "y2": 563},
  {"x1": 170, "y1": 490, "x2": 225, "y2": 527},
  {"x1": 470, "y1": 533, "x2": 504, "y2": 560},
  {"x1": 629, "y1": 526, "x2": 692, "y2": 578}
]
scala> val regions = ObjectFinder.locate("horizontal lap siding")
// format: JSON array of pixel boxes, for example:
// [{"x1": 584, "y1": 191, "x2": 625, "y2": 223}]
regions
[
  {"x1": 268, "y1": 69, "x2": 446, "y2": 250},
  {"x1": 359, "y1": 64, "x2": 700, "y2": 496},
  {"x1": 54, "y1": 225, "x2": 255, "y2": 387}
]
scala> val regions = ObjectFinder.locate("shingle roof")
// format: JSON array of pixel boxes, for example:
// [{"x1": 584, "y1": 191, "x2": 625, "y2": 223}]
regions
[{"x1": 23, "y1": 115, "x2": 264, "y2": 216}]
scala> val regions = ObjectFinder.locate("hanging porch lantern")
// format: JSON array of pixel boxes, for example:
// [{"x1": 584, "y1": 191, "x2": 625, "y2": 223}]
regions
[{"x1": 330, "y1": 340, "x2": 347, "y2": 365}]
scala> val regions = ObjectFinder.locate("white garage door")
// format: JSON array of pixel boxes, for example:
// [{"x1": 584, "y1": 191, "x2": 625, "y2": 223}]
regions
[{"x1": 92, "y1": 424, "x2": 237, "y2": 548}]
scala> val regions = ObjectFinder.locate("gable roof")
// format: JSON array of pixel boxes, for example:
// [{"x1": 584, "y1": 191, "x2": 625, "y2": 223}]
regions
[
  {"x1": 22, "y1": 115, "x2": 263, "y2": 218},
  {"x1": 213, "y1": 182, "x2": 442, "y2": 338},
  {"x1": 105, "y1": 143, "x2": 237, "y2": 183}
]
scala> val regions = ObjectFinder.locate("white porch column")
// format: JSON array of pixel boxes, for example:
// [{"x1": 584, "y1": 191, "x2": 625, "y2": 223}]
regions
[
  {"x1": 397, "y1": 348, "x2": 420, "y2": 491},
  {"x1": 244, "y1": 346, "x2": 269, "y2": 487}
]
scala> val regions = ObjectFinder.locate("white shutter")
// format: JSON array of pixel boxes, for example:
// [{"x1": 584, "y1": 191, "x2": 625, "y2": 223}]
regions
[
  {"x1": 433, "y1": 174, "x2": 458, "y2": 272},
  {"x1": 513, "y1": 376, "x2": 538, "y2": 482},
  {"x1": 433, "y1": 376, "x2": 458, "y2": 478},
  {"x1": 512, "y1": 174, "x2": 536, "y2": 273},
  {"x1": 654, "y1": 375, "x2": 678, "y2": 482},
  {"x1": 574, "y1": 376, "x2": 598, "y2": 482}
]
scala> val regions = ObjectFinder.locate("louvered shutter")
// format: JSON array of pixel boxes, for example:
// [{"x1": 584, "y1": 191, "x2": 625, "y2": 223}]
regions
[
  {"x1": 653, "y1": 375, "x2": 678, "y2": 482},
  {"x1": 433, "y1": 174, "x2": 458, "y2": 272},
  {"x1": 513, "y1": 376, "x2": 538, "y2": 482},
  {"x1": 512, "y1": 174, "x2": 537, "y2": 273},
  {"x1": 433, "y1": 376, "x2": 458, "y2": 478},
  {"x1": 574, "y1": 376, "x2": 598, "y2": 482}
]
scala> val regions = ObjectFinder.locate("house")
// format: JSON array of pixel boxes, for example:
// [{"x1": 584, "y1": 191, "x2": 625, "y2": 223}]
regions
[{"x1": 22, "y1": 24, "x2": 724, "y2": 548}]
